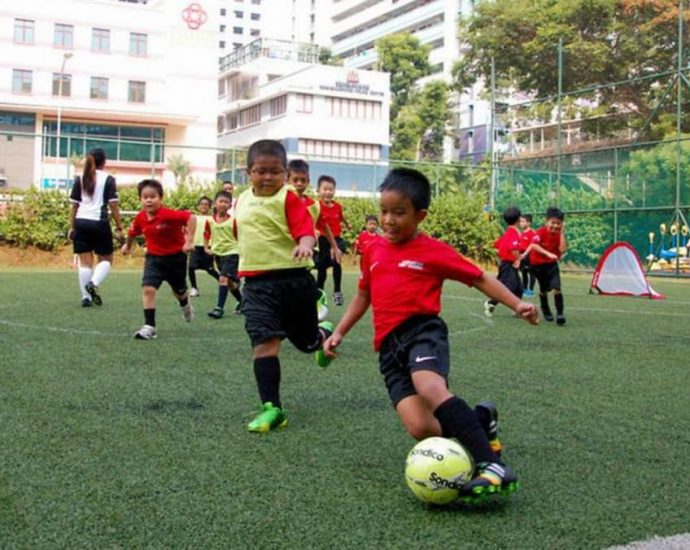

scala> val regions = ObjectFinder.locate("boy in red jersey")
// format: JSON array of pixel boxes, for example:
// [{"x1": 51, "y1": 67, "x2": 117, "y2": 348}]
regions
[
  {"x1": 353, "y1": 215, "x2": 382, "y2": 263},
  {"x1": 484, "y1": 206, "x2": 523, "y2": 318},
  {"x1": 315, "y1": 175, "x2": 350, "y2": 306},
  {"x1": 518, "y1": 214, "x2": 536, "y2": 298},
  {"x1": 121, "y1": 179, "x2": 196, "y2": 340},
  {"x1": 323, "y1": 168, "x2": 538, "y2": 505},
  {"x1": 234, "y1": 140, "x2": 333, "y2": 433},
  {"x1": 528, "y1": 207, "x2": 568, "y2": 325}
]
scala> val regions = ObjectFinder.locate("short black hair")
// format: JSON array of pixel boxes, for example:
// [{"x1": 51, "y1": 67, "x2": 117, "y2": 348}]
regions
[
  {"x1": 503, "y1": 206, "x2": 521, "y2": 225},
  {"x1": 378, "y1": 168, "x2": 430, "y2": 211},
  {"x1": 137, "y1": 178, "x2": 163, "y2": 198},
  {"x1": 222, "y1": 180, "x2": 233, "y2": 187},
  {"x1": 317, "y1": 175, "x2": 336, "y2": 189},
  {"x1": 521, "y1": 213, "x2": 533, "y2": 223},
  {"x1": 247, "y1": 139, "x2": 287, "y2": 169},
  {"x1": 546, "y1": 206, "x2": 565, "y2": 221},
  {"x1": 214, "y1": 190, "x2": 232, "y2": 201},
  {"x1": 198, "y1": 195, "x2": 212, "y2": 205},
  {"x1": 365, "y1": 214, "x2": 378, "y2": 223},
  {"x1": 288, "y1": 159, "x2": 310, "y2": 176}
]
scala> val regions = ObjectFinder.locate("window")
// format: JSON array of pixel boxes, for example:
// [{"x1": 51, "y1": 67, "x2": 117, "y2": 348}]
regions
[
  {"x1": 270, "y1": 95, "x2": 286, "y2": 117},
  {"x1": 233, "y1": 27, "x2": 243, "y2": 34},
  {"x1": 128, "y1": 81, "x2": 146, "y2": 103},
  {"x1": 54, "y1": 24, "x2": 73, "y2": 48},
  {"x1": 250, "y1": 29, "x2": 260, "y2": 36},
  {"x1": 239, "y1": 105, "x2": 261, "y2": 126},
  {"x1": 251, "y1": 12, "x2": 260, "y2": 20},
  {"x1": 327, "y1": 98, "x2": 381, "y2": 120},
  {"x1": 129, "y1": 32, "x2": 147, "y2": 56},
  {"x1": 90, "y1": 77, "x2": 109, "y2": 99},
  {"x1": 220, "y1": 40, "x2": 226, "y2": 48},
  {"x1": 252, "y1": 0, "x2": 261, "y2": 4},
  {"x1": 12, "y1": 70, "x2": 32, "y2": 94},
  {"x1": 234, "y1": 10, "x2": 243, "y2": 17},
  {"x1": 218, "y1": 78, "x2": 226, "y2": 97},
  {"x1": 52, "y1": 73, "x2": 71, "y2": 97},
  {"x1": 220, "y1": 8, "x2": 226, "y2": 15},
  {"x1": 14, "y1": 19, "x2": 34, "y2": 45},
  {"x1": 220, "y1": 24, "x2": 226, "y2": 32},
  {"x1": 233, "y1": 42, "x2": 242, "y2": 49},
  {"x1": 296, "y1": 94, "x2": 313, "y2": 113},
  {"x1": 92, "y1": 28, "x2": 110, "y2": 52}
]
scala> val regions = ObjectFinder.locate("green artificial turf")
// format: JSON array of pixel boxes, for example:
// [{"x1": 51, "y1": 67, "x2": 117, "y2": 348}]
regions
[{"x1": 0, "y1": 269, "x2": 688, "y2": 548}]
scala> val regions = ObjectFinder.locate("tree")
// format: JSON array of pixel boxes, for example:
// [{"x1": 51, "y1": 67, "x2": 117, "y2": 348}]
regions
[
  {"x1": 318, "y1": 47, "x2": 343, "y2": 66},
  {"x1": 453, "y1": 0, "x2": 688, "y2": 136},
  {"x1": 167, "y1": 154, "x2": 191, "y2": 186},
  {"x1": 375, "y1": 33, "x2": 431, "y2": 121}
]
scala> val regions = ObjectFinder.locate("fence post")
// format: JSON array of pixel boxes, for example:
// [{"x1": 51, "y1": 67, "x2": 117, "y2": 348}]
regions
[
  {"x1": 613, "y1": 147, "x2": 618, "y2": 243},
  {"x1": 556, "y1": 37, "x2": 564, "y2": 202}
]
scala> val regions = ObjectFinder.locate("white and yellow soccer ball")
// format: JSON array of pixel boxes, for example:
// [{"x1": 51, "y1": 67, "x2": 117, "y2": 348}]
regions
[{"x1": 405, "y1": 437, "x2": 475, "y2": 505}]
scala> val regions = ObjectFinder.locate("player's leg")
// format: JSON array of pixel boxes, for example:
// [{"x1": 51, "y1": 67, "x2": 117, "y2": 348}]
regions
[
  {"x1": 396, "y1": 394, "x2": 443, "y2": 440},
  {"x1": 332, "y1": 237, "x2": 345, "y2": 305},
  {"x1": 73, "y1": 220, "x2": 95, "y2": 306},
  {"x1": 77, "y1": 251, "x2": 94, "y2": 306},
  {"x1": 551, "y1": 264, "x2": 565, "y2": 325},
  {"x1": 167, "y1": 254, "x2": 193, "y2": 322},
  {"x1": 315, "y1": 236, "x2": 331, "y2": 290},
  {"x1": 209, "y1": 267, "x2": 228, "y2": 319},
  {"x1": 226, "y1": 254, "x2": 242, "y2": 313},
  {"x1": 535, "y1": 265, "x2": 554, "y2": 321}
]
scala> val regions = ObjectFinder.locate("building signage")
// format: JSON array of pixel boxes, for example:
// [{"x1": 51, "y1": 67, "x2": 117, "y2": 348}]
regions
[
  {"x1": 182, "y1": 3, "x2": 207, "y2": 30},
  {"x1": 319, "y1": 76, "x2": 384, "y2": 97}
]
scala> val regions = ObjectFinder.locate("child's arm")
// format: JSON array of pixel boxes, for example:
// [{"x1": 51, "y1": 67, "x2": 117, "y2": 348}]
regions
[
  {"x1": 203, "y1": 220, "x2": 213, "y2": 255},
  {"x1": 183, "y1": 215, "x2": 196, "y2": 253},
  {"x1": 293, "y1": 235, "x2": 317, "y2": 260},
  {"x1": 559, "y1": 227, "x2": 567, "y2": 255},
  {"x1": 530, "y1": 243, "x2": 558, "y2": 261},
  {"x1": 323, "y1": 289, "x2": 371, "y2": 357},
  {"x1": 68, "y1": 203, "x2": 78, "y2": 241},
  {"x1": 121, "y1": 233, "x2": 135, "y2": 255},
  {"x1": 323, "y1": 224, "x2": 342, "y2": 264},
  {"x1": 109, "y1": 202, "x2": 124, "y2": 243},
  {"x1": 474, "y1": 272, "x2": 539, "y2": 324}
]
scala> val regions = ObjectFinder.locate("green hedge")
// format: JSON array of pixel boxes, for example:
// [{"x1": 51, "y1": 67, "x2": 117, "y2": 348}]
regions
[{"x1": 0, "y1": 185, "x2": 500, "y2": 263}]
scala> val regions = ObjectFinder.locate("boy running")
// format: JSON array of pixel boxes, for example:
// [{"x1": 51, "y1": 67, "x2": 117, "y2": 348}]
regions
[
  {"x1": 518, "y1": 214, "x2": 536, "y2": 298},
  {"x1": 353, "y1": 214, "x2": 382, "y2": 267},
  {"x1": 323, "y1": 168, "x2": 538, "y2": 504},
  {"x1": 484, "y1": 206, "x2": 523, "y2": 318},
  {"x1": 121, "y1": 179, "x2": 196, "y2": 340},
  {"x1": 234, "y1": 140, "x2": 333, "y2": 433},
  {"x1": 188, "y1": 196, "x2": 219, "y2": 298}
]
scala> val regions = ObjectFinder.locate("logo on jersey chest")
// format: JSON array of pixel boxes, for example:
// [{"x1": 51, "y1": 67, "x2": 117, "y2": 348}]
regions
[{"x1": 398, "y1": 260, "x2": 424, "y2": 271}]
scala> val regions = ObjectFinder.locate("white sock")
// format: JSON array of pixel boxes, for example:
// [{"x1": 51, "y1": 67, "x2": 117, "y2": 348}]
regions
[
  {"x1": 78, "y1": 267, "x2": 92, "y2": 299},
  {"x1": 91, "y1": 261, "x2": 111, "y2": 287}
]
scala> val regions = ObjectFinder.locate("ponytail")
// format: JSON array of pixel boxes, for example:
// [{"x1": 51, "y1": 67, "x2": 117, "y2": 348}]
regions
[
  {"x1": 81, "y1": 155, "x2": 96, "y2": 196},
  {"x1": 81, "y1": 147, "x2": 106, "y2": 197}
]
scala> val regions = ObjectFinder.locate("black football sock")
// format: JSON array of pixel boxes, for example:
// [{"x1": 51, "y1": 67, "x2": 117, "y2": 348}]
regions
[
  {"x1": 144, "y1": 308, "x2": 156, "y2": 327},
  {"x1": 230, "y1": 288, "x2": 242, "y2": 303},
  {"x1": 434, "y1": 396, "x2": 499, "y2": 464},
  {"x1": 521, "y1": 269, "x2": 529, "y2": 289},
  {"x1": 217, "y1": 285, "x2": 228, "y2": 309},
  {"x1": 316, "y1": 267, "x2": 327, "y2": 290},
  {"x1": 253, "y1": 356, "x2": 281, "y2": 408},
  {"x1": 333, "y1": 262, "x2": 342, "y2": 293},
  {"x1": 529, "y1": 272, "x2": 536, "y2": 291},
  {"x1": 539, "y1": 293, "x2": 551, "y2": 315},
  {"x1": 188, "y1": 268, "x2": 198, "y2": 289},
  {"x1": 208, "y1": 267, "x2": 220, "y2": 280},
  {"x1": 555, "y1": 293, "x2": 564, "y2": 315}
]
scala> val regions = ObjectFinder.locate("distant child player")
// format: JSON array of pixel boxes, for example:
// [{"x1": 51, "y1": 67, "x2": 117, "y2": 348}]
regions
[
  {"x1": 188, "y1": 196, "x2": 219, "y2": 297},
  {"x1": 315, "y1": 175, "x2": 350, "y2": 306},
  {"x1": 484, "y1": 206, "x2": 523, "y2": 318},
  {"x1": 323, "y1": 168, "x2": 538, "y2": 504},
  {"x1": 528, "y1": 207, "x2": 568, "y2": 325},
  {"x1": 205, "y1": 191, "x2": 242, "y2": 318},
  {"x1": 234, "y1": 140, "x2": 333, "y2": 433},
  {"x1": 518, "y1": 214, "x2": 536, "y2": 298},
  {"x1": 121, "y1": 179, "x2": 196, "y2": 340},
  {"x1": 353, "y1": 214, "x2": 382, "y2": 265}
]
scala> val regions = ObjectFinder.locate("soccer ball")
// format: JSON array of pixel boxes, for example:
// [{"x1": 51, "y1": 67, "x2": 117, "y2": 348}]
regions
[{"x1": 405, "y1": 437, "x2": 475, "y2": 505}]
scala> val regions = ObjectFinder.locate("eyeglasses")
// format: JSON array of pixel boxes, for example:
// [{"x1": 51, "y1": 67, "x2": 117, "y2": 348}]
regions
[{"x1": 250, "y1": 168, "x2": 285, "y2": 177}]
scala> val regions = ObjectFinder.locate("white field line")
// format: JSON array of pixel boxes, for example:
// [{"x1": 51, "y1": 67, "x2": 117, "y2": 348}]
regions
[{"x1": 607, "y1": 533, "x2": 690, "y2": 550}]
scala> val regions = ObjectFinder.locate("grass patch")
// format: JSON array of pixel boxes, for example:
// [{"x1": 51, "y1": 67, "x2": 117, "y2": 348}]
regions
[{"x1": 0, "y1": 270, "x2": 688, "y2": 547}]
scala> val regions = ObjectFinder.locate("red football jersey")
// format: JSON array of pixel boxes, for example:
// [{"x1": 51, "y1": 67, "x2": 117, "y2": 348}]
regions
[
  {"x1": 354, "y1": 230, "x2": 382, "y2": 255},
  {"x1": 316, "y1": 201, "x2": 344, "y2": 237},
  {"x1": 519, "y1": 227, "x2": 536, "y2": 252},
  {"x1": 359, "y1": 233, "x2": 483, "y2": 350},
  {"x1": 128, "y1": 207, "x2": 191, "y2": 256},
  {"x1": 530, "y1": 226, "x2": 562, "y2": 265},
  {"x1": 495, "y1": 226, "x2": 520, "y2": 262}
]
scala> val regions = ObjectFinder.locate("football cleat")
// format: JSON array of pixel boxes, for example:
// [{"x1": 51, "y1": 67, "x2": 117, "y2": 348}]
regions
[
  {"x1": 315, "y1": 321, "x2": 334, "y2": 368},
  {"x1": 484, "y1": 300, "x2": 495, "y2": 318},
  {"x1": 85, "y1": 282, "x2": 102, "y2": 306},
  {"x1": 247, "y1": 402, "x2": 288, "y2": 432},
  {"x1": 333, "y1": 291, "x2": 344, "y2": 306},
  {"x1": 207, "y1": 307, "x2": 224, "y2": 319},
  {"x1": 459, "y1": 462, "x2": 519, "y2": 505},
  {"x1": 317, "y1": 289, "x2": 329, "y2": 321},
  {"x1": 189, "y1": 288, "x2": 200, "y2": 298},
  {"x1": 134, "y1": 324, "x2": 157, "y2": 340},
  {"x1": 476, "y1": 400, "x2": 502, "y2": 458}
]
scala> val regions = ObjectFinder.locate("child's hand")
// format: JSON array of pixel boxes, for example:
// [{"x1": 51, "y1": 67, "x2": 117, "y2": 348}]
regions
[
  {"x1": 204, "y1": 247, "x2": 213, "y2": 256},
  {"x1": 323, "y1": 333, "x2": 342, "y2": 358},
  {"x1": 512, "y1": 259, "x2": 520, "y2": 269},
  {"x1": 548, "y1": 252, "x2": 558, "y2": 260},
  {"x1": 121, "y1": 243, "x2": 131, "y2": 255},
  {"x1": 182, "y1": 241, "x2": 194, "y2": 253},
  {"x1": 292, "y1": 243, "x2": 314, "y2": 260},
  {"x1": 331, "y1": 247, "x2": 343, "y2": 264},
  {"x1": 516, "y1": 301, "x2": 539, "y2": 325}
]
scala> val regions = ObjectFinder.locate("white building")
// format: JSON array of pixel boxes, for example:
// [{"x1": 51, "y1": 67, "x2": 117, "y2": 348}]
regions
[
  {"x1": 217, "y1": 38, "x2": 390, "y2": 194},
  {"x1": 218, "y1": 0, "x2": 263, "y2": 54},
  {"x1": 0, "y1": 0, "x2": 220, "y2": 189},
  {"x1": 328, "y1": 0, "x2": 491, "y2": 162}
]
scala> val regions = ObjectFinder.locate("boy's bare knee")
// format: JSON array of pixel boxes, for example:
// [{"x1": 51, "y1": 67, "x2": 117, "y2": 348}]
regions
[{"x1": 403, "y1": 416, "x2": 441, "y2": 441}]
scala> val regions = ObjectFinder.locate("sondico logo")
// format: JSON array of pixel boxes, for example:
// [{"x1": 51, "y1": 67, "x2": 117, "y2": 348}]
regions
[
  {"x1": 182, "y1": 3, "x2": 208, "y2": 30},
  {"x1": 429, "y1": 472, "x2": 463, "y2": 489},
  {"x1": 410, "y1": 448, "x2": 444, "y2": 461}
]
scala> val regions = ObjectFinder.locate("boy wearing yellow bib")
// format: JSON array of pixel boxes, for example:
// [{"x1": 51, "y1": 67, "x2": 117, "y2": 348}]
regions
[
  {"x1": 235, "y1": 140, "x2": 333, "y2": 432},
  {"x1": 188, "y1": 196, "x2": 219, "y2": 297},
  {"x1": 204, "y1": 191, "x2": 242, "y2": 318}
]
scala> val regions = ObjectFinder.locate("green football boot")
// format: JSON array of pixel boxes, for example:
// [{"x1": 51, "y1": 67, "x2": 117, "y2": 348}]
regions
[
  {"x1": 317, "y1": 289, "x2": 329, "y2": 321},
  {"x1": 459, "y1": 462, "x2": 520, "y2": 505},
  {"x1": 315, "y1": 321, "x2": 334, "y2": 368},
  {"x1": 247, "y1": 402, "x2": 287, "y2": 433}
]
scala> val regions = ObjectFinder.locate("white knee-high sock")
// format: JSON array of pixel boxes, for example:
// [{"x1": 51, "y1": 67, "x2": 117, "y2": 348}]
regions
[
  {"x1": 78, "y1": 267, "x2": 92, "y2": 299},
  {"x1": 91, "y1": 261, "x2": 111, "y2": 287}
]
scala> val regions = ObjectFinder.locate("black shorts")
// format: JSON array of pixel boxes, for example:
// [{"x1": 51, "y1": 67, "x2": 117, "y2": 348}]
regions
[
  {"x1": 315, "y1": 236, "x2": 347, "y2": 269},
  {"x1": 142, "y1": 253, "x2": 188, "y2": 293},
  {"x1": 533, "y1": 262, "x2": 561, "y2": 293},
  {"x1": 242, "y1": 268, "x2": 321, "y2": 350},
  {"x1": 497, "y1": 260, "x2": 523, "y2": 298},
  {"x1": 189, "y1": 246, "x2": 214, "y2": 271},
  {"x1": 72, "y1": 219, "x2": 113, "y2": 255},
  {"x1": 215, "y1": 253, "x2": 239, "y2": 281},
  {"x1": 519, "y1": 256, "x2": 532, "y2": 271},
  {"x1": 378, "y1": 315, "x2": 450, "y2": 407}
]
